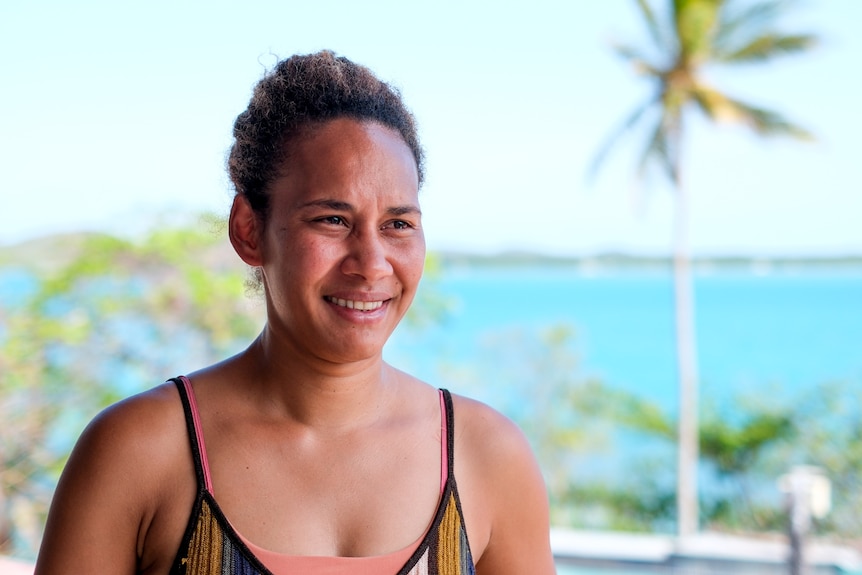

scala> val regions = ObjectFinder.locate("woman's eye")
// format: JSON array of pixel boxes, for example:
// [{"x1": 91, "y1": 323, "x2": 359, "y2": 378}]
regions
[{"x1": 319, "y1": 215, "x2": 345, "y2": 226}]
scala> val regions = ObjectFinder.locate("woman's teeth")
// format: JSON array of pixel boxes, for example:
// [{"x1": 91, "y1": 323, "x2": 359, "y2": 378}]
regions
[{"x1": 326, "y1": 297, "x2": 384, "y2": 311}]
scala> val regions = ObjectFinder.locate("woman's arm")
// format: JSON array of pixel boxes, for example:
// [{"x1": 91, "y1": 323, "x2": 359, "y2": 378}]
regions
[
  {"x1": 456, "y1": 397, "x2": 557, "y2": 575},
  {"x1": 35, "y1": 386, "x2": 183, "y2": 575}
]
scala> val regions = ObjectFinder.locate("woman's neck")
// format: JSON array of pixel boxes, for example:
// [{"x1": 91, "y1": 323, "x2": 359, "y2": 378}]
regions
[{"x1": 228, "y1": 329, "x2": 399, "y2": 430}]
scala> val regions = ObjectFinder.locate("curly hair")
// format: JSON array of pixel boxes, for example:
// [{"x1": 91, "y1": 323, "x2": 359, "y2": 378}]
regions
[{"x1": 228, "y1": 50, "x2": 424, "y2": 223}]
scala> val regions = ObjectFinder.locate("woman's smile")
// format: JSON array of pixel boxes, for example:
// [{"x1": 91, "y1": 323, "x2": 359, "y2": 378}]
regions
[{"x1": 324, "y1": 296, "x2": 387, "y2": 312}]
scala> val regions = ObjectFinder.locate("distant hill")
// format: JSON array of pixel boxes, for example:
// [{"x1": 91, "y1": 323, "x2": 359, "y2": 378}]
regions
[
  {"x1": 0, "y1": 232, "x2": 103, "y2": 274},
  {"x1": 2, "y1": 231, "x2": 860, "y2": 275},
  {"x1": 0, "y1": 230, "x2": 243, "y2": 276}
]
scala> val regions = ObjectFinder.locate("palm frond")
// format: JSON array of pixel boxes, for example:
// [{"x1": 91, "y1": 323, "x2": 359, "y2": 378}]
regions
[
  {"x1": 673, "y1": 0, "x2": 723, "y2": 63},
  {"x1": 691, "y1": 85, "x2": 744, "y2": 122},
  {"x1": 590, "y1": 0, "x2": 816, "y2": 189},
  {"x1": 638, "y1": 111, "x2": 678, "y2": 183},
  {"x1": 635, "y1": 0, "x2": 669, "y2": 51},
  {"x1": 611, "y1": 42, "x2": 663, "y2": 76},
  {"x1": 692, "y1": 86, "x2": 813, "y2": 139},
  {"x1": 715, "y1": 0, "x2": 786, "y2": 47},
  {"x1": 587, "y1": 96, "x2": 658, "y2": 183},
  {"x1": 733, "y1": 101, "x2": 814, "y2": 140},
  {"x1": 715, "y1": 32, "x2": 816, "y2": 62}
]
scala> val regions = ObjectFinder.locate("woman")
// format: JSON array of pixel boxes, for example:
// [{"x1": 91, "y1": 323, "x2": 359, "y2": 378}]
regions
[{"x1": 35, "y1": 51, "x2": 556, "y2": 575}]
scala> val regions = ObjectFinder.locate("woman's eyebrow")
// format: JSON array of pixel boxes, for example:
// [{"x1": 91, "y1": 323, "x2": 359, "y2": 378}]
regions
[
  {"x1": 387, "y1": 205, "x2": 422, "y2": 216},
  {"x1": 297, "y1": 199, "x2": 353, "y2": 211},
  {"x1": 297, "y1": 199, "x2": 421, "y2": 216}
]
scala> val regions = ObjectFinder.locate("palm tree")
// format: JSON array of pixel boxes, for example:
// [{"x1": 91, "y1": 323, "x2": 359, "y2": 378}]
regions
[{"x1": 591, "y1": 0, "x2": 815, "y2": 537}]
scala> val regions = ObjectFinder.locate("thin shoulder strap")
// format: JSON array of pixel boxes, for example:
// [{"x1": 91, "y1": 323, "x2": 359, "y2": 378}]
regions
[
  {"x1": 171, "y1": 376, "x2": 214, "y2": 493},
  {"x1": 440, "y1": 389, "x2": 455, "y2": 488}
]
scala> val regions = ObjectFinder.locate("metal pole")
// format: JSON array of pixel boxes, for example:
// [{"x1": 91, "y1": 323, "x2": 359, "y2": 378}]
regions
[
  {"x1": 781, "y1": 466, "x2": 826, "y2": 575},
  {"x1": 787, "y1": 489, "x2": 806, "y2": 575},
  {"x1": 780, "y1": 466, "x2": 831, "y2": 575}
]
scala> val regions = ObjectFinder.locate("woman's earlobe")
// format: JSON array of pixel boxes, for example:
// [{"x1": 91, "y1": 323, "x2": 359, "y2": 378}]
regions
[{"x1": 229, "y1": 195, "x2": 264, "y2": 267}]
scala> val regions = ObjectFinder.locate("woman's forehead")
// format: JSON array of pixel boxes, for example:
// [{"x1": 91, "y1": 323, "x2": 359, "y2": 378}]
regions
[{"x1": 271, "y1": 119, "x2": 420, "y2": 208}]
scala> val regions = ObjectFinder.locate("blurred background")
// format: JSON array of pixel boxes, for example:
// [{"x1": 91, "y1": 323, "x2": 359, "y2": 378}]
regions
[{"x1": 1, "y1": 0, "x2": 861, "y2": 572}]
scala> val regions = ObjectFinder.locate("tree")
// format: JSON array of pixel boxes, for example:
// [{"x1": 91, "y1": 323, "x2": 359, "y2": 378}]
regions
[
  {"x1": 779, "y1": 381, "x2": 862, "y2": 538},
  {"x1": 0, "y1": 220, "x2": 262, "y2": 556},
  {"x1": 572, "y1": 381, "x2": 798, "y2": 532},
  {"x1": 591, "y1": 0, "x2": 815, "y2": 536}
]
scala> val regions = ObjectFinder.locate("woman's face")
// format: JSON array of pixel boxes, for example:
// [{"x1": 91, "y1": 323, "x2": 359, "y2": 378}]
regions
[{"x1": 256, "y1": 118, "x2": 425, "y2": 364}]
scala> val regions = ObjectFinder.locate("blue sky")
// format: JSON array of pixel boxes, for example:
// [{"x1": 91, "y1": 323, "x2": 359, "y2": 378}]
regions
[{"x1": 2, "y1": 1, "x2": 860, "y2": 255}]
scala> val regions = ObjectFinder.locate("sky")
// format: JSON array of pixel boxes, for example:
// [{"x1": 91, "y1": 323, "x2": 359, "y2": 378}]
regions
[{"x1": 1, "y1": 0, "x2": 860, "y2": 256}]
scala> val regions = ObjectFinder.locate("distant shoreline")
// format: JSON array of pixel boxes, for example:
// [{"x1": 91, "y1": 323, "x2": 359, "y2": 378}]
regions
[
  {"x1": 436, "y1": 250, "x2": 862, "y2": 272},
  {"x1": 1, "y1": 231, "x2": 861, "y2": 273}
]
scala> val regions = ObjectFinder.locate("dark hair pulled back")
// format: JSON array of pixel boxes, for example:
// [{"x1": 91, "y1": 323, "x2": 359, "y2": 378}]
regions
[{"x1": 228, "y1": 50, "x2": 424, "y2": 223}]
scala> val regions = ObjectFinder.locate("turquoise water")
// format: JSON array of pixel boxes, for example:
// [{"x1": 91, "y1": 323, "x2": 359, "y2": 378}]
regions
[
  {"x1": 5, "y1": 264, "x2": 860, "y2": 419},
  {"x1": 6, "y1": 265, "x2": 860, "y2": 402},
  {"x1": 386, "y1": 267, "x2": 862, "y2": 409}
]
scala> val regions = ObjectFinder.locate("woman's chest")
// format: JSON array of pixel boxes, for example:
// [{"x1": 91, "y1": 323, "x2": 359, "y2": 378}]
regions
[{"x1": 203, "y1": 428, "x2": 444, "y2": 557}]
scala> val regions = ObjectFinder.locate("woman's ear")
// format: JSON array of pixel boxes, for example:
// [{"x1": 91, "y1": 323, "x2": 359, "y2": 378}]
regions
[{"x1": 229, "y1": 195, "x2": 264, "y2": 267}]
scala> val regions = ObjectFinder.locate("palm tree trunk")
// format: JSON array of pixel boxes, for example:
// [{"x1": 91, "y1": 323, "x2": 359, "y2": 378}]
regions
[{"x1": 673, "y1": 163, "x2": 699, "y2": 538}]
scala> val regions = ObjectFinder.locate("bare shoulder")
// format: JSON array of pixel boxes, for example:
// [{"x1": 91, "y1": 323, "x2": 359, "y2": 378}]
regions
[
  {"x1": 72, "y1": 382, "x2": 188, "y2": 477},
  {"x1": 36, "y1": 381, "x2": 191, "y2": 575},
  {"x1": 449, "y1": 393, "x2": 535, "y2": 468},
  {"x1": 449, "y1": 393, "x2": 556, "y2": 575},
  {"x1": 100, "y1": 380, "x2": 182, "y2": 424}
]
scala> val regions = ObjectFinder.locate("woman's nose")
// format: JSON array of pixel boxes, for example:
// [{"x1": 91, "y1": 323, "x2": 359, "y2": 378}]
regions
[{"x1": 341, "y1": 229, "x2": 393, "y2": 281}]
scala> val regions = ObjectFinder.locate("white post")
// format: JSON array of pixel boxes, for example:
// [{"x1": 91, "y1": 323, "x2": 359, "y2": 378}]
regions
[{"x1": 779, "y1": 466, "x2": 831, "y2": 575}]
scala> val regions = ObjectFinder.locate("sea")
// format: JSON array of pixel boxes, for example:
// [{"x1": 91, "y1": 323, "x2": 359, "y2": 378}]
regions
[
  {"x1": 385, "y1": 264, "x2": 862, "y2": 416},
  {"x1": 4, "y1": 262, "x2": 860, "y2": 419}
]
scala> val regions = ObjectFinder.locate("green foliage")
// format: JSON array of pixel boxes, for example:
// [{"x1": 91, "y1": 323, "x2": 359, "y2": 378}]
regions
[
  {"x1": 573, "y1": 380, "x2": 676, "y2": 438},
  {"x1": 567, "y1": 380, "x2": 798, "y2": 530},
  {"x1": 561, "y1": 471, "x2": 676, "y2": 532},
  {"x1": 468, "y1": 326, "x2": 860, "y2": 539},
  {"x1": 404, "y1": 252, "x2": 454, "y2": 329},
  {"x1": 563, "y1": 378, "x2": 862, "y2": 537},
  {"x1": 0, "y1": 218, "x2": 262, "y2": 557},
  {"x1": 775, "y1": 382, "x2": 862, "y2": 537},
  {"x1": 700, "y1": 407, "x2": 795, "y2": 477},
  {"x1": 459, "y1": 326, "x2": 680, "y2": 531},
  {"x1": 448, "y1": 325, "x2": 609, "y2": 520}
]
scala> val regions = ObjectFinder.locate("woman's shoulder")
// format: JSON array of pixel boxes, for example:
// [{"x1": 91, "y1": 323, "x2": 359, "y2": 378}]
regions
[
  {"x1": 35, "y1": 380, "x2": 194, "y2": 574},
  {"x1": 447, "y1": 391, "x2": 544, "y2": 499},
  {"x1": 448, "y1": 392, "x2": 533, "y2": 462},
  {"x1": 447, "y1": 392, "x2": 556, "y2": 572},
  {"x1": 84, "y1": 381, "x2": 186, "y2": 451},
  {"x1": 62, "y1": 380, "x2": 191, "y2": 497}
]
